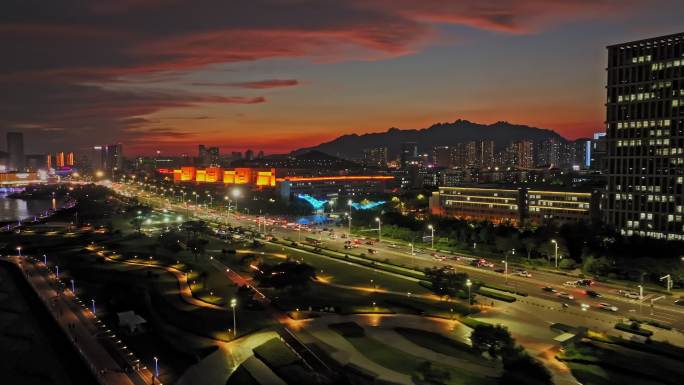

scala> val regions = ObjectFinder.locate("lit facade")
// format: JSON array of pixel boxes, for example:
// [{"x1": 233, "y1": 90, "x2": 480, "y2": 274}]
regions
[
  {"x1": 170, "y1": 166, "x2": 276, "y2": 187},
  {"x1": 604, "y1": 32, "x2": 684, "y2": 240},
  {"x1": 277, "y1": 175, "x2": 394, "y2": 199},
  {"x1": 432, "y1": 187, "x2": 522, "y2": 224},
  {"x1": 432, "y1": 186, "x2": 598, "y2": 226}
]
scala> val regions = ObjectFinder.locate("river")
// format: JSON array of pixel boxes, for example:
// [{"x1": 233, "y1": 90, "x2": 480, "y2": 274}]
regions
[{"x1": 0, "y1": 191, "x2": 58, "y2": 223}]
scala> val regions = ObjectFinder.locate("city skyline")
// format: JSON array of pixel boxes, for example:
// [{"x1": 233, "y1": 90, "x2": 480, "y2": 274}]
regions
[{"x1": 2, "y1": 0, "x2": 683, "y2": 155}]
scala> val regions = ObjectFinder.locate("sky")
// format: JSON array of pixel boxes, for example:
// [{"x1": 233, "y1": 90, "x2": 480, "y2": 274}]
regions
[{"x1": 1, "y1": 0, "x2": 683, "y2": 156}]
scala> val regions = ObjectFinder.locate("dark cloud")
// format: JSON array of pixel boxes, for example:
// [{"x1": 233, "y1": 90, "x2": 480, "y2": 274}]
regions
[
  {"x1": 192, "y1": 79, "x2": 300, "y2": 89},
  {"x1": 1, "y1": 0, "x2": 632, "y2": 153}
]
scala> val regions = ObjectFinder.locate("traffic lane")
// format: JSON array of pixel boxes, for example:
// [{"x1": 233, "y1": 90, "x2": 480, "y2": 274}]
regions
[{"x1": 127, "y1": 189, "x2": 684, "y2": 326}]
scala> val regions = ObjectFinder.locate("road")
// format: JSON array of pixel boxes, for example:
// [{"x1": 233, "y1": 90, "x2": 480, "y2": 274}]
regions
[{"x1": 115, "y1": 183, "x2": 684, "y2": 334}]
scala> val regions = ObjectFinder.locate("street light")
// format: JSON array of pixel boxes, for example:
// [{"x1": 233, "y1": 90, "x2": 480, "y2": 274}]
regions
[
  {"x1": 347, "y1": 199, "x2": 353, "y2": 235},
  {"x1": 375, "y1": 217, "x2": 381, "y2": 242},
  {"x1": 466, "y1": 279, "x2": 472, "y2": 305},
  {"x1": 56, "y1": 265, "x2": 60, "y2": 279},
  {"x1": 230, "y1": 298, "x2": 237, "y2": 337},
  {"x1": 638, "y1": 284, "x2": 644, "y2": 314},
  {"x1": 70, "y1": 279, "x2": 75, "y2": 293},
  {"x1": 551, "y1": 240, "x2": 559, "y2": 268},
  {"x1": 16, "y1": 246, "x2": 22, "y2": 257},
  {"x1": 232, "y1": 189, "x2": 241, "y2": 213},
  {"x1": 153, "y1": 356, "x2": 159, "y2": 380},
  {"x1": 428, "y1": 224, "x2": 434, "y2": 249},
  {"x1": 91, "y1": 298, "x2": 96, "y2": 314}
]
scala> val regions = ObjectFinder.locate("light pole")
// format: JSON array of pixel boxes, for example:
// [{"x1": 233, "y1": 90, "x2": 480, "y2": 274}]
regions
[
  {"x1": 428, "y1": 224, "x2": 434, "y2": 249},
  {"x1": 56, "y1": 265, "x2": 60, "y2": 279},
  {"x1": 466, "y1": 279, "x2": 472, "y2": 305},
  {"x1": 375, "y1": 217, "x2": 381, "y2": 242},
  {"x1": 660, "y1": 274, "x2": 673, "y2": 292},
  {"x1": 16, "y1": 246, "x2": 22, "y2": 257},
  {"x1": 232, "y1": 189, "x2": 241, "y2": 213},
  {"x1": 153, "y1": 356, "x2": 159, "y2": 381},
  {"x1": 43, "y1": 254, "x2": 47, "y2": 265},
  {"x1": 638, "y1": 284, "x2": 644, "y2": 314},
  {"x1": 347, "y1": 200, "x2": 353, "y2": 235},
  {"x1": 230, "y1": 298, "x2": 237, "y2": 337},
  {"x1": 71, "y1": 279, "x2": 75, "y2": 294},
  {"x1": 551, "y1": 240, "x2": 558, "y2": 268},
  {"x1": 91, "y1": 298, "x2": 96, "y2": 314}
]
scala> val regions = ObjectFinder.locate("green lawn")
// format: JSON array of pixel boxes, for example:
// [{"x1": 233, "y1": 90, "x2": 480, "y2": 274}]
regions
[
  {"x1": 393, "y1": 327, "x2": 493, "y2": 366},
  {"x1": 329, "y1": 323, "x2": 495, "y2": 385},
  {"x1": 560, "y1": 340, "x2": 684, "y2": 385}
]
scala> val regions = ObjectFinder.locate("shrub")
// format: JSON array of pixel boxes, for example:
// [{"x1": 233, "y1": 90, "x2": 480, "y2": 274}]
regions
[{"x1": 559, "y1": 258, "x2": 577, "y2": 270}]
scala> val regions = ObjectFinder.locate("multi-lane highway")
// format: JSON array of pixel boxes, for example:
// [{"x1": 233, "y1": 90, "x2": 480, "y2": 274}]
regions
[{"x1": 115, "y1": 183, "x2": 684, "y2": 333}]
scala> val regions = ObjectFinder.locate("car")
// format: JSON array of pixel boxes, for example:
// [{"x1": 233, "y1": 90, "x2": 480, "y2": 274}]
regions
[
  {"x1": 577, "y1": 279, "x2": 593, "y2": 286},
  {"x1": 542, "y1": 286, "x2": 558, "y2": 293},
  {"x1": 625, "y1": 292, "x2": 640, "y2": 300},
  {"x1": 368, "y1": 248, "x2": 378, "y2": 254},
  {"x1": 563, "y1": 281, "x2": 579, "y2": 287},
  {"x1": 513, "y1": 270, "x2": 532, "y2": 277},
  {"x1": 580, "y1": 303, "x2": 591, "y2": 311},
  {"x1": 365, "y1": 240, "x2": 375, "y2": 245},
  {"x1": 585, "y1": 290, "x2": 602, "y2": 298},
  {"x1": 494, "y1": 267, "x2": 505, "y2": 273},
  {"x1": 598, "y1": 302, "x2": 618, "y2": 312},
  {"x1": 557, "y1": 292, "x2": 575, "y2": 300},
  {"x1": 387, "y1": 243, "x2": 399, "y2": 249},
  {"x1": 344, "y1": 245, "x2": 353, "y2": 249}
]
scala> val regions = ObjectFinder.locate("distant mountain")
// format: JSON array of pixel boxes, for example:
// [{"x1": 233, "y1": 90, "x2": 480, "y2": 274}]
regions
[{"x1": 293, "y1": 119, "x2": 567, "y2": 159}]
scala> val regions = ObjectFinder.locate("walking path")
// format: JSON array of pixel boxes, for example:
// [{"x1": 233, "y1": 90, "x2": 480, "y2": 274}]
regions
[
  {"x1": 97, "y1": 252, "x2": 224, "y2": 310},
  {"x1": 5, "y1": 256, "x2": 151, "y2": 385}
]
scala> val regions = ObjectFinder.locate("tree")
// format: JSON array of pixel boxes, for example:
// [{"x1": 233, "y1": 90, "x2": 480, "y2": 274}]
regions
[
  {"x1": 159, "y1": 231, "x2": 183, "y2": 253},
  {"x1": 470, "y1": 324, "x2": 515, "y2": 358},
  {"x1": 186, "y1": 237, "x2": 208, "y2": 262},
  {"x1": 130, "y1": 217, "x2": 143, "y2": 233},
  {"x1": 495, "y1": 235, "x2": 521, "y2": 255},
  {"x1": 521, "y1": 237, "x2": 537, "y2": 260},
  {"x1": 582, "y1": 255, "x2": 612, "y2": 276},
  {"x1": 559, "y1": 258, "x2": 576, "y2": 270},
  {"x1": 424, "y1": 267, "x2": 469, "y2": 298},
  {"x1": 470, "y1": 325, "x2": 552, "y2": 385},
  {"x1": 538, "y1": 240, "x2": 568, "y2": 265},
  {"x1": 255, "y1": 261, "x2": 316, "y2": 290},
  {"x1": 240, "y1": 253, "x2": 262, "y2": 267},
  {"x1": 500, "y1": 350, "x2": 552, "y2": 385}
]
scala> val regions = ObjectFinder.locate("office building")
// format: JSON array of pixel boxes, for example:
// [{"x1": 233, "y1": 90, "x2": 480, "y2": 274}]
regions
[
  {"x1": 198, "y1": 144, "x2": 220, "y2": 166},
  {"x1": 431, "y1": 186, "x2": 598, "y2": 226},
  {"x1": 433, "y1": 146, "x2": 451, "y2": 168},
  {"x1": 105, "y1": 144, "x2": 123, "y2": 176},
  {"x1": 604, "y1": 33, "x2": 684, "y2": 240},
  {"x1": 56, "y1": 152, "x2": 65, "y2": 168},
  {"x1": 91, "y1": 146, "x2": 105, "y2": 171},
  {"x1": 7, "y1": 132, "x2": 25, "y2": 171},
  {"x1": 507, "y1": 140, "x2": 534, "y2": 169},
  {"x1": 589, "y1": 132, "x2": 607, "y2": 171},
  {"x1": 362, "y1": 147, "x2": 388, "y2": 168},
  {"x1": 400, "y1": 142, "x2": 418, "y2": 168},
  {"x1": 26, "y1": 154, "x2": 47, "y2": 170}
]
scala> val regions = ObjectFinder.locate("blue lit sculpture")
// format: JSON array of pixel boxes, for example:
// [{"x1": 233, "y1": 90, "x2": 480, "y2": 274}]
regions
[
  {"x1": 297, "y1": 194, "x2": 327, "y2": 210},
  {"x1": 350, "y1": 200, "x2": 385, "y2": 210}
]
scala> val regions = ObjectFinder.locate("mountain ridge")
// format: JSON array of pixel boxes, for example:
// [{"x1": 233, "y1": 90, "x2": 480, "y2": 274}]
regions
[{"x1": 293, "y1": 119, "x2": 568, "y2": 159}]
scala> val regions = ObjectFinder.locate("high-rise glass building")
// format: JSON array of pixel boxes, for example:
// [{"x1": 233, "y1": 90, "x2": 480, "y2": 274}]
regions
[
  {"x1": 7, "y1": 132, "x2": 25, "y2": 171},
  {"x1": 604, "y1": 32, "x2": 684, "y2": 240}
]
